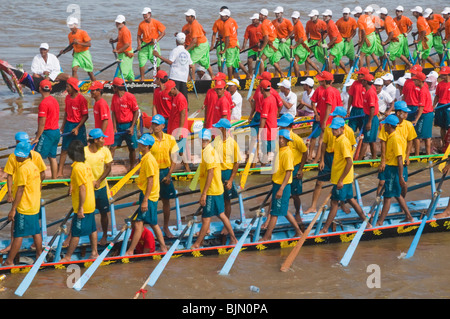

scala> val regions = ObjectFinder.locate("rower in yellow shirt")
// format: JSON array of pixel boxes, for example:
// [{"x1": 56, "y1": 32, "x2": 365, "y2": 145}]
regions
[
  {"x1": 60, "y1": 140, "x2": 98, "y2": 263},
  {"x1": 375, "y1": 114, "x2": 414, "y2": 226},
  {"x1": 126, "y1": 133, "x2": 167, "y2": 255},
  {"x1": 319, "y1": 117, "x2": 368, "y2": 234},
  {"x1": 3, "y1": 142, "x2": 43, "y2": 266},
  {"x1": 191, "y1": 129, "x2": 238, "y2": 249},
  {"x1": 277, "y1": 113, "x2": 308, "y2": 225},
  {"x1": 261, "y1": 129, "x2": 303, "y2": 241}
]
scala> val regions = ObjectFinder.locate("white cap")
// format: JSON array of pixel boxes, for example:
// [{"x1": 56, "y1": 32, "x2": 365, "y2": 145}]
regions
[
  {"x1": 184, "y1": 9, "x2": 196, "y2": 17},
  {"x1": 377, "y1": 7, "x2": 388, "y2": 15},
  {"x1": 176, "y1": 32, "x2": 186, "y2": 44},
  {"x1": 411, "y1": 6, "x2": 423, "y2": 13},
  {"x1": 381, "y1": 73, "x2": 394, "y2": 81},
  {"x1": 277, "y1": 79, "x2": 291, "y2": 89},
  {"x1": 308, "y1": 9, "x2": 319, "y2": 17},
  {"x1": 423, "y1": 8, "x2": 433, "y2": 18},
  {"x1": 427, "y1": 71, "x2": 439, "y2": 79},
  {"x1": 115, "y1": 15, "x2": 126, "y2": 23},
  {"x1": 364, "y1": 6, "x2": 374, "y2": 13},
  {"x1": 374, "y1": 78, "x2": 384, "y2": 86},
  {"x1": 403, "y1": 73, "x2": 412, "y2": 79},
  {"x1": 260, "y1": 8, "x2": 269, "y2": 16},
  {"x1": 141, "y1": 7, "x2": 151, "y2": 14},
  {"x1": 67, "y1": 17, "x2": 79, "y2": 27},
  {"x1": 322, "y1": 9, "x2": 332, "y2": 16},
  {"x1": 220, "y1": 9, "x2": 231, "y2": 16},
  {"x1": 342, "y1": 8, "x2": 351, "y2": 14},
  {"x1": 250, "y1": 13, "x2": 259, "y2": 20},
  {"x1": 394, "y1": 77, "x2": 406, "y2": 86},
  {"x1": 39, "y1": 43, "x2": 49, "y2": 50},
  {"x1": 291, "y1": 11, "x2": 301, "y2": 19},
  {"x1": 300, "y1": 77, "x2": 314, "y2": 87},
  {"x1": 442, "y1": 7, "x2": 450, "y2": 15},
  {"x1": 351, "y1": 6, "x2": 362, "y2": 15},
  {"x1": 396, "y1": 6, "x2": 404, "y2": 11},
  {"x1": 226, "y1": 79, "x2": 240, "y2": 87},
  {"x1": 344, "y1": 79, "x2": 355, "y2": 87},
  {"x1": 274, "y1": 6, "x2": 284, "y2": 13}
]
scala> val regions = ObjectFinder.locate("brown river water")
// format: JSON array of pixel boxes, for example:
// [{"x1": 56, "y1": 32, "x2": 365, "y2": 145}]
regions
[{"x1": 0, "y1": 0, "x2": 450, "y2": 303}]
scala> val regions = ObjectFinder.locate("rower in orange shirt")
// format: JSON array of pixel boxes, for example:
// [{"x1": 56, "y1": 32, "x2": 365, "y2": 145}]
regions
[
  {"x1": 257, "y1": 8, "x2": 284, "y2": 77},
  {"x1": 424, "y1": 8, "x2": 445, "y2": 65},
  {"x1": 336, "y1": 8, "x2": 358, "y2": 68},
  {"x1": 411, "y1": 6, "x2": 437, "y2": 68},
  {"x1": 322, "y1": 10, "x2": 347, "y2": 74},
  {"x1": 306, "y1": 9, "x2": 328, "y2": 64},
  {"x1": 394, "y1": 6, "x2": 414, "y2": 59},
  {"x1": 356, "y1": 6, "x2": 383, "y2": 71},
  {"x1": 110, "y1": 15, "x2": 134, "y2": 81},
  {"x1": 242, "y1": 13, "x2": 263, "y2": 78},
  {"x1": 272, "y1": 6, "x2": 294, "y2": 63}
]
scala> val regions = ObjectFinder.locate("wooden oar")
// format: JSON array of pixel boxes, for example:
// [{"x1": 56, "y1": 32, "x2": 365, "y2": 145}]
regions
[
  {"x1": 280, "y1": 192, "x2": 332, "y2": 272},
  {"x1": 403, "y1": 169, "x2": 449, "y2": 259},
  {"x1": 340, "y1": 185, "x2": 385, "y2": 267},
  {"x1": 219, "y1": 188, "x2": 272, "y2": 276},
  {"x1": 240, "y1": 141, "x2": 257, "y2": 189},
  {"x1": 56, "y1": 43, "x2": 73, "y2": 58},
  {"x1": 438, "y1": 143, "x2": 450, "y2": 172},
  {"x1": 133, "y1": 206, "x2": 203, "y2": 299},
  {"x1": 15, "y1": 208, "x2": 74, "y2": 297},
  {"x1": 108, "y1": 163, "x2": 141, "y2": 199},
  {"x1": 0, "y1": 219, "x2": 11, "y2": 231}
]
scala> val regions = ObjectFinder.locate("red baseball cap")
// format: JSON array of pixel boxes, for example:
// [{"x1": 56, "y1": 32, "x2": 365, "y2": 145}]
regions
[
  {"x1": 67, "y1": 77, "x2": 80, "y2": 91},
  {"x1": 363, "y1": 73, "x2": 374, "y2": 82},
  {"x1": 412, "y1": 72, "x2": 426, "y2": 81},
  {"x1": 112, "y1": 77, "x2": 125, "y2": 86},
  {"x1": 214, "y1": 79, "x2": 226, "y2": 89},
  {"x1": 163, "y1": 80, "x2": 176, "y2": 93},
  {"x1": 89, "y1": 81, "x2": 104, "y2": 91},
  {"x1": 213, "y1": 72, "x2": 227, "y2": 80},
  {"x1": 356, "y1": 67, "x2": 370, "y2": 75},
  {"x1": 440, "y1": 66, "x2": 450, "y2": 75},
  {"x1": 156, "y1": 70, "x2": 168, "y2": 79},
  {"x1": 316, "y1": 71, "x2": 333, "y2": 81},
  {"x1": 257, "y1": 71, "x2": 272, "y2": 81},
  {"x1": 259, "y1": 79, "x2": 272, "y2": 90},
  {"x1": 39, "y1": 79, "x2": 52, "y2": 91},
  {"x1": 410, "y1": 64, "x2": 423, "y2": 74}
]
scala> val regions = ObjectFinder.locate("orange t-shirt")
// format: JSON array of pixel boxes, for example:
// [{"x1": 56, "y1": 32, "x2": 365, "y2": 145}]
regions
[
  {"x1": 446, "y1": 19, "x2": 450, "y2": 39},
  {"x1": 213, "y1": 17, "x2": 238, "y2": 38},
  {"x1": 223, "y1": 18, "x2": 238, "y2": 48},
  {"x1": 336, "y1": 17, "x2": 357, "y2": 39},
  {"x1": 417, "y1": 16, "x2": 431, "y2": 36},
  {"x1": 293, "y1": 20, "x2": 307, "y2": 42},
  {"x1": 427, "y1": 14, "x2": 445, "y2": 34},
  {"x1": 272, "y1": 18, "x2": 294, "y2": 39},
  {"x1": 261, "y1": 19, "x2": 278, "y2": 42},
  {"x1": 117, "y1": 25, "x2": 132, "y2": 52},
  {"x1": 394, "y1": 15, "x2": 413, "y2": 34},
  {"x1": 384, "y1": 16, "x2": 401, "y2": 38},
  {"x1": 357, "y1": 14, "x2": 376, "y2": 35},
  {"x1": 183, "y1": 19, "x2": 207, "y2": 46},
  {"x1": 306, "y1": 19, "x2": 327, "y2": 40},
  {"x1": 137, "y1": 19, "x2": 166, "y2": 43},
  {"x1": 68, "y1": 29, "x2": 91, "y2": 53},
  {"x1": 326, "y1": 19, "x2": 343, "y2": 44}
]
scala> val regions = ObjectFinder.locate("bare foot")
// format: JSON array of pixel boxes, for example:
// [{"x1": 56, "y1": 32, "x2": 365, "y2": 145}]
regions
[
  {"x1": 99, "y1": 236, "x2": 108, "y2": 246},
  {"x1": 401, "y1": 217, "x2": 414, "y2": 223},
  {"x1": 434, "y1": 210, "x2": 450, "y2": 219},
  {"x1": 0, "y1": 245, "x2": 11, "y2": 254},
  {"x1": 303, "y1": 207, "x2": 317, "y2": 215},
  {"x1": 89, "y1": 253, "x2": 99, "y2": 259},
  {"x1": 163, "y1": 228, "x2": 175, "y2": 239},
  {"x1": 59, "y1": 256, "x2": 71, "y2": 263}
]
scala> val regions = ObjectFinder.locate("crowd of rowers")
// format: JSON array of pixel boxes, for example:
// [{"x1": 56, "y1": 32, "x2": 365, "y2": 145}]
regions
[{"x1": 2, "y1": 5, "x2": 450, "y2": 265}]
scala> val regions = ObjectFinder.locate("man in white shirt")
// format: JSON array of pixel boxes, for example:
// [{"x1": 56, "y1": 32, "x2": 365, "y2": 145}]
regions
[
  {"x1": 374, "y1": 78, "x2": 394, "y2": 115},
  {"x1": 297, "y1": 77, "x2": 315, "y2": 116},
  {"x1": 153, "y1": 32, "x2": 194, "y2": 101},
  {"x1": 277, "y1": 79, "x2": 297, "y2": 117},
  {"x1": 381, "y1": 73, "x2": 396, "y2": 100},
  {"x1": 394, "y1": 77, "x2": 406, "y2": 101},
  {"x1": 226, "y1": 79, "x2": 243, "y2": 120},
  {"x1": 195, "y1": 66, "x2": 212, "y2": 80},
  {"x1": 31, "y1": 43, "x2": 69, "y2": 83}
]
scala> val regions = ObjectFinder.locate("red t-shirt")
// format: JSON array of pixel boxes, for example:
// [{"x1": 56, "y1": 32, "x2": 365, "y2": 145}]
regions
[
  {"x1": 38, "y1": 95, "x2": 60, "y2": 130},
  {"x1": 93, "y1": 98, "x2": 114, "y2": 145},
  {"x1": 311, "y1": 86, "x2": 335, "y2": 125},
  {"x1": 252, "y1": 87, "x2": 283, "y2": 114},
  {"x1": 260, "y1": 94, "x2": 278, "y2": 141},
  {"x1": 111, "y1": 92, "x2": 139, "y2": 124},
  {"x1": 348, "y1": 80, "x2": 366, "y2": 109},
  {"x1": 167, "y1": 92, "x2": 189, "y2": 138},
  {"x1": 130, "y1": 228, "x2": 155, "y2": 254},
  {"x1": 323, "y1": 86, "x2": 341, "y2": 118},
  {"x1": 403, "y1": 79, "x2": 421, "y2": 106},
  {"x1": 65, "y1": 93, "x2": 88, "y2": 123},
  {"x1": 362, "y1": 86, "x2": 379, "y2": 116},
  {"x1": 418, "y1": 85, "x2": 433, "y2": 114},
  {"x1": 212, "y1": 95, "x2": 232, "y2": 125},
  {"x1": 153, "y1": 87, "x2": 172, "y2": 119},
  {"x1": 435, "y1": 81, "x2": 450, "y2": 104},
  {"x1": 203, "y1": 89, "x2": 234, "y2": 129}
]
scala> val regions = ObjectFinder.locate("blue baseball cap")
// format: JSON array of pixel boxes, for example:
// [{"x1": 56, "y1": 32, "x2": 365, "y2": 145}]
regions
[
  {"x1": 199, "y1": 128, "x2": 212, "y2": 140},
  {"x1": 381, "y1": 114, "x2": 399, "y2": 126},
  {"x1": 14, "y1": 141, "x2": 31, "y2": 158},
  {"x1": 331, "y1": 106, "x2": 347, "y2": 117},
  {"x1": 329, "y1": 117, "x2": 346, "y2": 129},
  {"x1": 213, "y1": 118, "x2": 232, "y2": 129},
  {"x1": 89, "y1": 128, "x2": 108, "y2": 139},
  {"x1": 277, "y1": 113, "x2": 295, "y2": 127},
  {"x1": 137, "y1": 133, "x2": 155, "y2": 146},
  {"x1": 394, "y1": 101, "x2": 411, "y2": 113},
  {"x1": 278, "y1": 129, "x2": 292, "y2": 141},
  {"x1": 151, "y1": 114, "x2": 166, "y2": 125},
  {"x1": 15, "y1": 132, "x2": 29, "y2": 143}
]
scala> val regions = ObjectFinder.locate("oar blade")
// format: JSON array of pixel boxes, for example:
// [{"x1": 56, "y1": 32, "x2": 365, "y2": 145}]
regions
[
  {"x1": 189, "y1": 166, "x2": 201, "y2": 191},
  {"x1": 147, "y1": 238, "x2": 182, "y2": 287},
  {"x1": 339, "y1": 218, "x2": 369, "y2": 267}
]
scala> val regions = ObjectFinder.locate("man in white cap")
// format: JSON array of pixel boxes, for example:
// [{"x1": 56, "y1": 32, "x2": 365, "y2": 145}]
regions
[
  {"x1": 298, "y1": 77, "x2": 315, "y2": 118},
  {"x1": 242, "y1": 13, "x2": 263, "y2": 78},
  {"x1": 374, "y1": 77, "x2": 394, "y2": 115},
  {"x1": 153, "y1": 32, "x2": 194, "y2": 101},
  {"x1": 31, "y1": 43, "x2": 69, "y2": 84},
  {"x1": 109, "y1": 15, "x2": 134, "y2": 81},
  {"x1": 60, "y1": 17, "x2": 96, "y2": 81},
  {"x1": 411, "y1": 6, "x2": 437, "y2": 68},
  {"x1": 322, "y1": 9, "x2": 347, "y2": 73},
  {"x1": 137, "y1": 7, "x2": 166, "y2": 80},
  {"x1": 306, "y1": 9, "x2": 327, "y2": 65},
  {"x1": 277, "y1": 79, "x2": 297, "y2": 117},
  {"x1": 425, "y1": 8, "x2": 445, "y2": 65},
  {"x1": 257, "y1": 8, "x2": 284, "y2": 77},
  {"x1": 394, "y1": 6, "x2": 414, "y2": 59},
  {"x1": 226, "y1": 79, "x2": 243, "y2": 120},
  {"x1": 394, "y1": 76, "x2": 406, "y2": 101},
  {"x1": 336, "y1": 8, "x2": 358, "y2": 69},
  {"x1": 182, "y1": 9, "x2": 215, "y2": 79},
  {"x1": 381, "y1": 73, "x2": 396, "y2": 100},
  {"x1": 356, "y1": 6, "x2": 383, "y2": 70},
  {"x1": 272, "y1": 6, "x2": 294, "y2": 63}
]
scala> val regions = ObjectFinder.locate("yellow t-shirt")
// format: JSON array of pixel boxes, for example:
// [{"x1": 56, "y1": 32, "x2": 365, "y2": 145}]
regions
[
  {"x1": 136, "y1": 151, "x2": 160, "y2": 202},
  {"x1": 212, "y1": 135, "x2": 242, "y2": 171},
  {"x1": 330, "y1": 134, "x2": 354, "y2": 185},
  {"x1": 84, "y1": 146, "x2": 113, "y2": 190},
  {"x1": 199, "y1": 143, "x2": 224, "y2": 196},
  {"x1": 272, "y1": 146, "x2": 294, "y2": 185},
  {"x1": 71, "y1": 162, "x2": 96, "y2": 214},
  {"x1": 378, "y1": 120, "x2": 417, "y2": 143},
  {"x1": 289, "y1": 131, "x2": 307, "y2": 166},
  {"x1": 151, "y1": 133, "x2": 179, "y2": 169},
  {"x1": 14, "y1": 159, "x2": 41, "y2": 215},
  {"x1": 323, "y1": 124, "x2": 356, "y2": 153},
  {"x1": 4, "y1": 150, "x2": 47, "y2": 185},
  {"x1": 385, "y1": 130, "x2": 405, "y2": 166}
]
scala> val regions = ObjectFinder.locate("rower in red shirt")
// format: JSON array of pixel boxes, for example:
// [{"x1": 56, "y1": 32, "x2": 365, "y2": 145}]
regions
[
  {"x1": 358, "y1": 73, "x2": 379, "y2": 160},
  {"x1": 412, "y1": 72, "x2": 434, "y2": 155},
  {"x1": 110, "y1": 77, "x2": 140, "y2": 170},
  {"x1": 152, "y1": 70, "x2": 172, "y2": 129},
  {"x1": 58, "y1": 77, "x2": 89, "y2": 177}
]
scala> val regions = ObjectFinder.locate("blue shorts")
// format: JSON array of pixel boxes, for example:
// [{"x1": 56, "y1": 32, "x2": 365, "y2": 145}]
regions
[
  {"x1": 113, "y1": 122, "x2": 138, "y2": 149},
  {"x1": 250, "y1": 112, "x2": 261, "y2": 137},
  {"x1": 378, "y1": 165, "x2": 408, "y2": 182},
  {"x1": 317, "y1": 151, "x2": 333, "y2": 182},
  {"x1": 415, "y1": 112, "x2": 434, "y2": 139},
  {"x1": 135, "y1": 192, "x2": 158, "y2": 225},
  {"x1": 35, "y1": 129, "x2": 60, "y2": 159},
  {"x1": 406, "y1": 106, "x2": 418, "y2": 122},
  {"x1": 159, "y1": 168, "x2": 176, "y2": 200},
  {"x1": 270, "y1": 182, "x2": 291, "y2": 217},
  {"x1": 383, "y1": 165, "x2": 403, "y2": 198},
  {"x1": 362, "y1": 114, "x2": 379, "y2": 143},
  {"x1": 348, "y1": 107, "x2": 365, "y2": 133},
  {"x1": 202, "y1": 194, "x2": 225, "y2": 218},
  {"x1": 434, "y1": 104, "x2": 450, "y2": 129},
  {"x1": 331, "y1": 183, "x2": 354, "y2": 202},
  {"x1": 291, "y1": 164, "x2": 303, "y2": 195},
  {"x1": 261, "y1": 139, "x2": 276, "y2": 153},
  {"x1": 222, "y1": 169, "x2": 239, "y2": 200},
  {"x1": 62, "y1": 121, "x2": 87, "y2": 151},
  {"x1": 95, "y1": 186, "x2": 110, "y2": 214},
  {"x1": 310, "y1": 121, "x2": 322, "y2": 139},
  {"x1": 71, "y1": 212, "x2": 97, "y2": 237},
  {"x1": 13, "y1": 212, "x2": 41, "y2": 238}
]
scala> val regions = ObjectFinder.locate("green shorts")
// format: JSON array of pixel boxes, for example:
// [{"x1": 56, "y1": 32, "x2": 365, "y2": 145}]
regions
[
  {"x1": 293, "y1": 44, "x2": 309, "y2": 65},
  {"x1": 225, "y1": 47, "x2": 241, "y2": 68},
  {"x1": 388, "y1": 34, "x2": 407, "y2": 60},
  {"x1": 117, "y1": 52, "x2": 135, "y2": 81},
  {"x1": 432, "y1": 34, "x2": 444, "y2": 54},
  {"x1": 14, "y1": 211, "x2": 41, "y2": 238},
  {"x1": 330, "y1": 41, "x2": 345, "y2": 65},
  {"x1": 342, "y1": 39, "x2": 355, "y2": 60},
  {"x1": 361, "y1": 32, "x2": 383, "y2": 56},
  {"x1": 262, "y1": 39, "x2": 282, "y2": 65},
  {"x1": 277, "y1": 38, "x2": 292, "y2": 61},
  {"x1": 71, "y1": 212, "x2": 97, "y2": 237},
  {"x1": 202, "y1": 194, "x2": 225, "y2": 218},
  {"x1": 72, "y1": 50, "x2": 94, "y2": 73},
  {"x1": 138, "y1": 42, "x2": 161, "y2": 68},
  {"x1": 307, "y1": 39, "x2": 326, "y2": 64},
  {"x1": 189, "y1": 41, "x2": 211, "y2": 69},
  {"x1": 413, "y1": 33, "x2": 433, "y2": 60}
]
